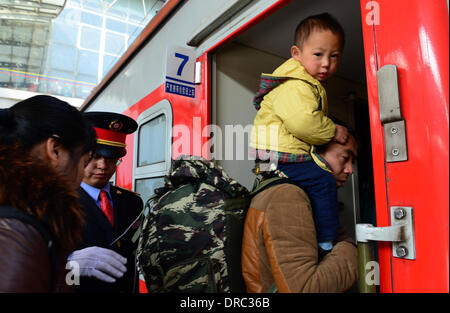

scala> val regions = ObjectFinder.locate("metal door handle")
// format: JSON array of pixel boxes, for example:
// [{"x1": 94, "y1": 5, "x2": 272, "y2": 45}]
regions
[
  {"x1": 356, "y1": 223, "x2": 405, "y2": 242},
  {"x1": 356, "y1": 207, "x2": 416, "y2": 260}
]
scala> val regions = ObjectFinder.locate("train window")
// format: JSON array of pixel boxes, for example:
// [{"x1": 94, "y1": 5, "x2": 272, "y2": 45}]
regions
[
  {"x1": 133, "y1": 99, "x2": 172, "y2": 204},
  {"x1": 138, "y1": 114, "x2": 166, "y2": 166}
]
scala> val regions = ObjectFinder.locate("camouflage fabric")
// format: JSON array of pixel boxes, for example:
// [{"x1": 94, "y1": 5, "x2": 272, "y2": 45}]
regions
[{"x1": 136, "y1": 155, "x2": 250, "y2": 293}]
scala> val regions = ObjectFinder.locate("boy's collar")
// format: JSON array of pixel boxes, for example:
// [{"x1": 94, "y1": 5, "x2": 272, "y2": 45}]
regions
[
  {"x1": 290, "y1": 58, "x2": 323, "y2": 87},
  {"x1": 270, "y1": 58, "x2": 324, "y2": 87}
]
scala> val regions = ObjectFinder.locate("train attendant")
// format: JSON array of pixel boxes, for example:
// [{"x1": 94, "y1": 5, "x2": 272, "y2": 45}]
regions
[
  {"x1": 0, "y1": 95, "x2": 96, "y2": 292},
  {"x1": 68, "y1": 112, "x2": 143, "y2": 293}
]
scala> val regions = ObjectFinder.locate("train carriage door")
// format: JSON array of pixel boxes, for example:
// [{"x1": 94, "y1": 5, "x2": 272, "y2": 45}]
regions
[
  {"x1": 360, "y1": 0, "x2": 449, "y2": 292},
  {"x1": 209, "y1": 0, "x2": 372, "y2": 293}
]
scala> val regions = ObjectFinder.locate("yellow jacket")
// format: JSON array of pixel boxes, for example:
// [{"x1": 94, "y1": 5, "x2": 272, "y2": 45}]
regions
[{"x1": 250, "y1": 58, "x2": 336, "y2": 159}]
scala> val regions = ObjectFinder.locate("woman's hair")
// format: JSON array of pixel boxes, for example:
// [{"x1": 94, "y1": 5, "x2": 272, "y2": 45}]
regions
[
  {"x1": 294, "y1": 12, "x2": 345, "y2": 50},
  {"x1": 0, "y1": 95, "x2": 96, "y2": 251},
  {"x1": 0, "y1": 95, "x2": 96, "y2": 158}
]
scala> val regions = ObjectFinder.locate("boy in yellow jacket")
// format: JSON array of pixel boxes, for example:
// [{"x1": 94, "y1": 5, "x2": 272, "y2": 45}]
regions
[{"x1": 250, "y1": 13, "x2": 349, "y2": 258}]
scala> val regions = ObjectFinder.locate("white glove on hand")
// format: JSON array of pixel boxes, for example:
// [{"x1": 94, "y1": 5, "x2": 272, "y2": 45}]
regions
[{"x1": 67, "y1": 246, "x2": 127, "y2": 283}]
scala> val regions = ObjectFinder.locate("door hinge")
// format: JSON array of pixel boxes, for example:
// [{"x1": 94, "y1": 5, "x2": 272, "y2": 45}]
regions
[{"x1": 377, "y1": 64, "x2": 408, "y2": 162}]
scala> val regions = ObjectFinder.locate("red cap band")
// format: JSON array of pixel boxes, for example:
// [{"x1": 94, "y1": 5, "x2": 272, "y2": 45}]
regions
[{"x1": 94, "y1": 127, "x2": 127, "y2": 148}]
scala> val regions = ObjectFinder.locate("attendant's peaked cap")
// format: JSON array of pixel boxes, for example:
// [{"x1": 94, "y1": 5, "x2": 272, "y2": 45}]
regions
[{"x1": 84, "y1": 112, "x2": 138, "y2": 159}]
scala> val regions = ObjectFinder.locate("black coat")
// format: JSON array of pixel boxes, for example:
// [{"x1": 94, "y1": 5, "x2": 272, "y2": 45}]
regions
[{"x1": 75, "y1": 185, "x2": 143, "y2": 293}]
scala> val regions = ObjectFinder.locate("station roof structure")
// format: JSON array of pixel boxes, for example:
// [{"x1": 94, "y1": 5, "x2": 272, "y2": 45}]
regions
[{"x1": 0, "y1": 0, "x2": 166, "y2": 107}]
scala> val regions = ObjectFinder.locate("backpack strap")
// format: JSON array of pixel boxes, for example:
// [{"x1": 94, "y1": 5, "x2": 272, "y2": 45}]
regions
[
  {"x1": 250, "y1": 176, "x2": 296, "y2": 197},
  {"x1": 131, "y1": 192, "x2": 161, "y2": 244},
  {"x1": 0, "y1": 206, "x2": 56, "y2": 292},
  {"x1": 249, "y1": 178, "x2": 296, "y2": 294}
]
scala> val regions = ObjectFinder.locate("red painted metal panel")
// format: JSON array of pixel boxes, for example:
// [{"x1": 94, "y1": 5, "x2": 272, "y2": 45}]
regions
[{"x1": 361, "y1": 0, "x2": 449, "y2": 292}]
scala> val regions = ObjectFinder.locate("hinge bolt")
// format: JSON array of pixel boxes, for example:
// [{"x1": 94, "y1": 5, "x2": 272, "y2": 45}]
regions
[
  {"x1": 390, "y1": 126, "x2": 398, "y2": 134},
  {"x1": 396, "y1": 246, "x2": 408, "y2": 257},
  {"x1": 394, "y1": 208, "x2": 406, "y2": 219},
  {"x1": 392, "y1": 148, "x2": 400, "y2": 156}
]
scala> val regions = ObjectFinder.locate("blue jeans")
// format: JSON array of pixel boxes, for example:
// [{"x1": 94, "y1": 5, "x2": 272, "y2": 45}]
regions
[{"x1": 277, "y1": 161, "x2": 339, "y2": 244}]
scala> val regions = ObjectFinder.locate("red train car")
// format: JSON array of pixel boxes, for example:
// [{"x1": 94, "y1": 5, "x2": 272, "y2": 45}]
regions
[{"x1": 81, "y1": 0, "x2": 449, "y2": 292}]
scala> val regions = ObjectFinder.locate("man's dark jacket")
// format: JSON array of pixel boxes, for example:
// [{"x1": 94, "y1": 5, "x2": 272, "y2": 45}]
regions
[{"x1": 76, "y1": 185, "x2": 143, "y2": 293}]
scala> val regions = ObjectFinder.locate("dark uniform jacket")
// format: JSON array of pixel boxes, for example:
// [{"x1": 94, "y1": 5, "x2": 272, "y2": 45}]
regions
[{"x1": 76, "y1": 185, "x2": 143, "y2": 293}]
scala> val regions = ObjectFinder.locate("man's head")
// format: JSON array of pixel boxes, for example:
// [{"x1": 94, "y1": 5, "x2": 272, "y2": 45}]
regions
[
  {"x1": 82, "y1": 112, "x2": 137, "y2": 188},
  {"x1": 291, "y1": 13, "x2": 345, "y2": 83},
  {"x1": 317, "y1": 133, "x2": 358, "y2": 188}
]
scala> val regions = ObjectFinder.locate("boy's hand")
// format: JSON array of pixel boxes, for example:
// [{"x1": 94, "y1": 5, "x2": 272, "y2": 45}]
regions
[{"x1": 333, "y1": 124, "x2": 349, "y2": 144}]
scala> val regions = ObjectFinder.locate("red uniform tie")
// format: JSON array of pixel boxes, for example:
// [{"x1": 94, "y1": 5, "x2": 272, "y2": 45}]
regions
[{"x1": 99, "y1": 190, "x2": 114, "y2": 227}]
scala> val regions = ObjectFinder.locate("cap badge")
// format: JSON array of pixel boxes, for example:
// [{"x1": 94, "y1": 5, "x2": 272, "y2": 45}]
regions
[{"x1": 109, "y1": 120, "x2": 123, "y2": 131}]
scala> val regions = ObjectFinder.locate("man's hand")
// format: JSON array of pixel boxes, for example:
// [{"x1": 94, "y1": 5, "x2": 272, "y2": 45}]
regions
[
  {"x1": 67, "y1": 246, "x2": 127, "y2": 283},
  {"x1": 332, "y1": 124, "x2": 349, "y2": 144}
]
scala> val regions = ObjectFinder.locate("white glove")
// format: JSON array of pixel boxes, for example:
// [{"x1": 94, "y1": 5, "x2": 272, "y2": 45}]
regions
[{"x1": 67, "y1": 246, "x2": 127, "y2": 283}]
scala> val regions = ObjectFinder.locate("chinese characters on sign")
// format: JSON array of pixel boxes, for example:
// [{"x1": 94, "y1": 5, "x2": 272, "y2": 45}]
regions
[{"x1": 165, "y1": 45, "x2": 196, "y2": 98}]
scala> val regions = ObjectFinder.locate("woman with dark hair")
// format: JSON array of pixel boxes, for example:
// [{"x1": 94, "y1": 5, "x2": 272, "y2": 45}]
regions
[{"x1": 0, "y1": 95, "x2": 96, "y2": 292}]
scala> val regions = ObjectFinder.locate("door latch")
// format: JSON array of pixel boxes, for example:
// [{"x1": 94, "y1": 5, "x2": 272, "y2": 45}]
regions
[
  {"x1": 356, "y1": 207, "x2": 416, "y2": 260},
  {"x1": 377, "y1": 65, "x2": 408, "y2": 162}
]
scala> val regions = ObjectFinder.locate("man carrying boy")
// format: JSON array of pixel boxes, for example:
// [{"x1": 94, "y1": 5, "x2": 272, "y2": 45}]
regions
[
  {"x1": 242, "y1": 131, "x2": 358, "y2": 292},
  {"x1": 250, "y1": 13, "x2": 349, "y2": 257}
]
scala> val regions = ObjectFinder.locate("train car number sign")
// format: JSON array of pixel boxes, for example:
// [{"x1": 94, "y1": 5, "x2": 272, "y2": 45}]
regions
[{"x1": 166, "y1": 45, "x2": 196, "y2": 98}]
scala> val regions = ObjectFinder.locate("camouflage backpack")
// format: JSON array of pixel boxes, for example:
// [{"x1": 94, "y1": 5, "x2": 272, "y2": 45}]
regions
[{"x1": 136, "y1": 156, "x2": 252, "y2": 293}]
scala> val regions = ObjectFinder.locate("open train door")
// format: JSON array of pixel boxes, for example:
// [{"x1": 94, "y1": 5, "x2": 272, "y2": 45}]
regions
[{"x1": 359, "y1": 0, "x2": 449, "y2": 292}]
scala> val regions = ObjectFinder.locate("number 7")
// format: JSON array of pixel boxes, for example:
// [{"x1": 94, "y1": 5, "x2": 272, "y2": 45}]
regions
[{"x1": 175, "y1": 53, "x2": 189, "y2": 76}]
